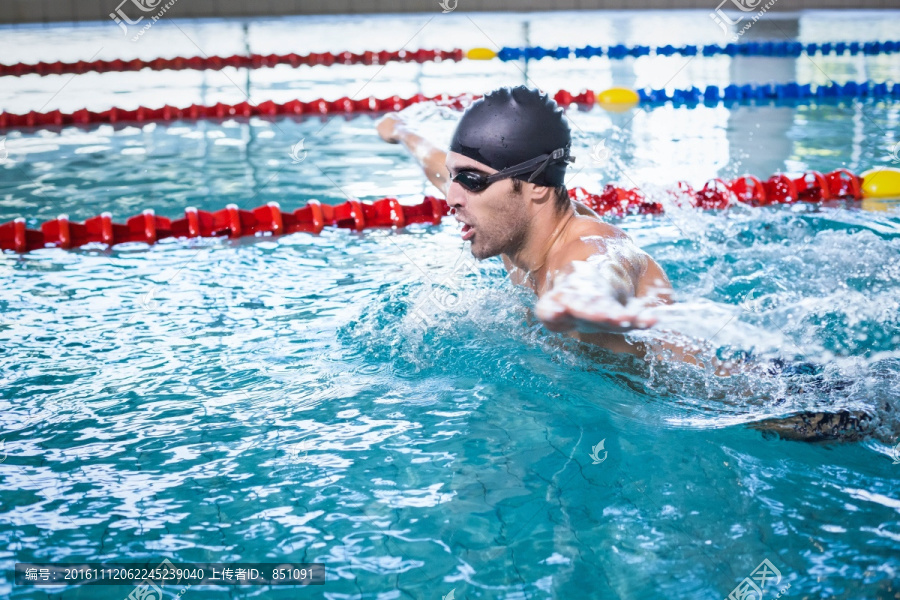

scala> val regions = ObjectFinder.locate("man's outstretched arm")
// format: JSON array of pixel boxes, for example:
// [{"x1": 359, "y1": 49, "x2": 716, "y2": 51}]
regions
[{"x1": 376, "y1": 114, "x2": 451, "y2": 195}]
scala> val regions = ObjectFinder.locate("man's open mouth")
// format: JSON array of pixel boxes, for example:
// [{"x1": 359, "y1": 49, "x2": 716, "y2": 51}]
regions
[{"x1": 461, "y1": 223, "x2": 475, "y2": 241}]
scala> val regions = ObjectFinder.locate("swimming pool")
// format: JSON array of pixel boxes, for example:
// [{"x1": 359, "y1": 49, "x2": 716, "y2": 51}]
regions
[{"x1": 2, "y1": 9, "x2": 900, "y2": 599}]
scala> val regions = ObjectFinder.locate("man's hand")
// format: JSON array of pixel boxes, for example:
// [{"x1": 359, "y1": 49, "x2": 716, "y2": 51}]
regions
[
  {"x1": 534, "y1": 253, "x2": 659, "y2": 335},
  {"x1": 536, "y1": 287, "x2": 658, "y2": 334},
  {"x1": 376, "y1": 113, "x2": 404, "y2": 144}
]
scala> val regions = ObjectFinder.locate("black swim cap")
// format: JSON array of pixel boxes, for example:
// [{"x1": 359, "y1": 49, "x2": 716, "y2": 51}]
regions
[{"x1": 449, "y1": 86, "x2": 572, "y2": 187}]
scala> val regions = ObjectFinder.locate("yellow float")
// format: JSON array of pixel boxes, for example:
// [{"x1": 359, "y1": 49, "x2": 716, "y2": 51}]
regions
[
  {"x1": 466, "y1": 48, "x2": 496, "y2": 60},
  {"x1": 860, "y1": 167, "x2": 900, "y2": 199},
  {"x1": 596, "y1": 87, "x2": 639, "y2": 113}
]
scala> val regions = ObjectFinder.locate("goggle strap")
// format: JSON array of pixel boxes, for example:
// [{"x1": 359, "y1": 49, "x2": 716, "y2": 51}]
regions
[
  {"x1": 485, "y1": 147, "x2": 571, "y2": 185},
  {"x1": 527, "y1": 155, "x2": 554, "y2": 183}
]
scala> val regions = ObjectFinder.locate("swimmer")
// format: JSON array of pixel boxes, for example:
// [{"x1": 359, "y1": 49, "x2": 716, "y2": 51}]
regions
[
  {"x1": 378, "y1": 86, "x2": 680, "y2": 359},
  {"x1": 376, "y1": 85, "x2": 874, "y2": 441}
]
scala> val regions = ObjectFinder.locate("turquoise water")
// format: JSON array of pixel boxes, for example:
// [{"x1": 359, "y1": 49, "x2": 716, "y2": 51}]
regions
[{"x1": 3, "y1": 10, "x2": 900, "y2": 600}]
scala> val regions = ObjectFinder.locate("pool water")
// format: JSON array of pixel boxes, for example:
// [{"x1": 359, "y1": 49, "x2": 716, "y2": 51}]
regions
[{"x1": 2, "y1": 9, "x2": 900, "y2": 600}]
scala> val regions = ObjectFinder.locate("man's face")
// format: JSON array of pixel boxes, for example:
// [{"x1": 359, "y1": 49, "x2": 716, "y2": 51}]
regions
[{"x1": 445, "y1": 151, "x2": 530, "y2": 260}]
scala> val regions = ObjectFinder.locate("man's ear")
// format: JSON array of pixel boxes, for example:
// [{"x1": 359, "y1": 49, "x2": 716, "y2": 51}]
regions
[{"x1": 526, "y1": 182, "x2": 555, "y2": 205}]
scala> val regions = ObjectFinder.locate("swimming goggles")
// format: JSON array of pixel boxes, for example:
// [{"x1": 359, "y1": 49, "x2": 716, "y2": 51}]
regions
[{"x1": 451, "y1": 147, "x2": 574, "y2": 193}]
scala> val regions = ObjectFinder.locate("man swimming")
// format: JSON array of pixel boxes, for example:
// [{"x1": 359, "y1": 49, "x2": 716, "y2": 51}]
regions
[
  {"x1": 376, "y1": 85, "x2": 874, "y2": 441},
  {"x1": 377, "y1": 86, "x2": 686, "y2": 360}
]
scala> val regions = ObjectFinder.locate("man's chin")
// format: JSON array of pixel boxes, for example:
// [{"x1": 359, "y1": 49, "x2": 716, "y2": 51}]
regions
[{"x1": 469, "y1": 241, "x2": 499, "y2": 261}]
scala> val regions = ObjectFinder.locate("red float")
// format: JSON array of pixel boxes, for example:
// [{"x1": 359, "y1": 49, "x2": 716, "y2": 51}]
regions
[
  {"x1": 0, "y1": 49, "x2": 466, "y2": 78},
  {"x1": 0, "y1": 132, "x2": 866, "y2": 257}
]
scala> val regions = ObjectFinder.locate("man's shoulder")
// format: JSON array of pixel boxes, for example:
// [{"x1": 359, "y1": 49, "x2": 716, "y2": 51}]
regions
[
  {"x1": 560, "y1": 217, "x2": 630, "y2": 252},
  {"x1": 552, "y1": 217, "x2": 628, "y2": 264}
]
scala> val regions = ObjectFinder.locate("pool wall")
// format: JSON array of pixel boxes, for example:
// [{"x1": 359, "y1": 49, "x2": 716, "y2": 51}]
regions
[{"x1": 0, "y1": 0, "x2": 896, "y2": 25}]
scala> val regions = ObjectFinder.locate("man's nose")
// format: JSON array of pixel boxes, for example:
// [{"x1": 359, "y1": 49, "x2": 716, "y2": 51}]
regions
[{"x1": 446, "y1": 180, "x2": 467, "y2": 210}]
